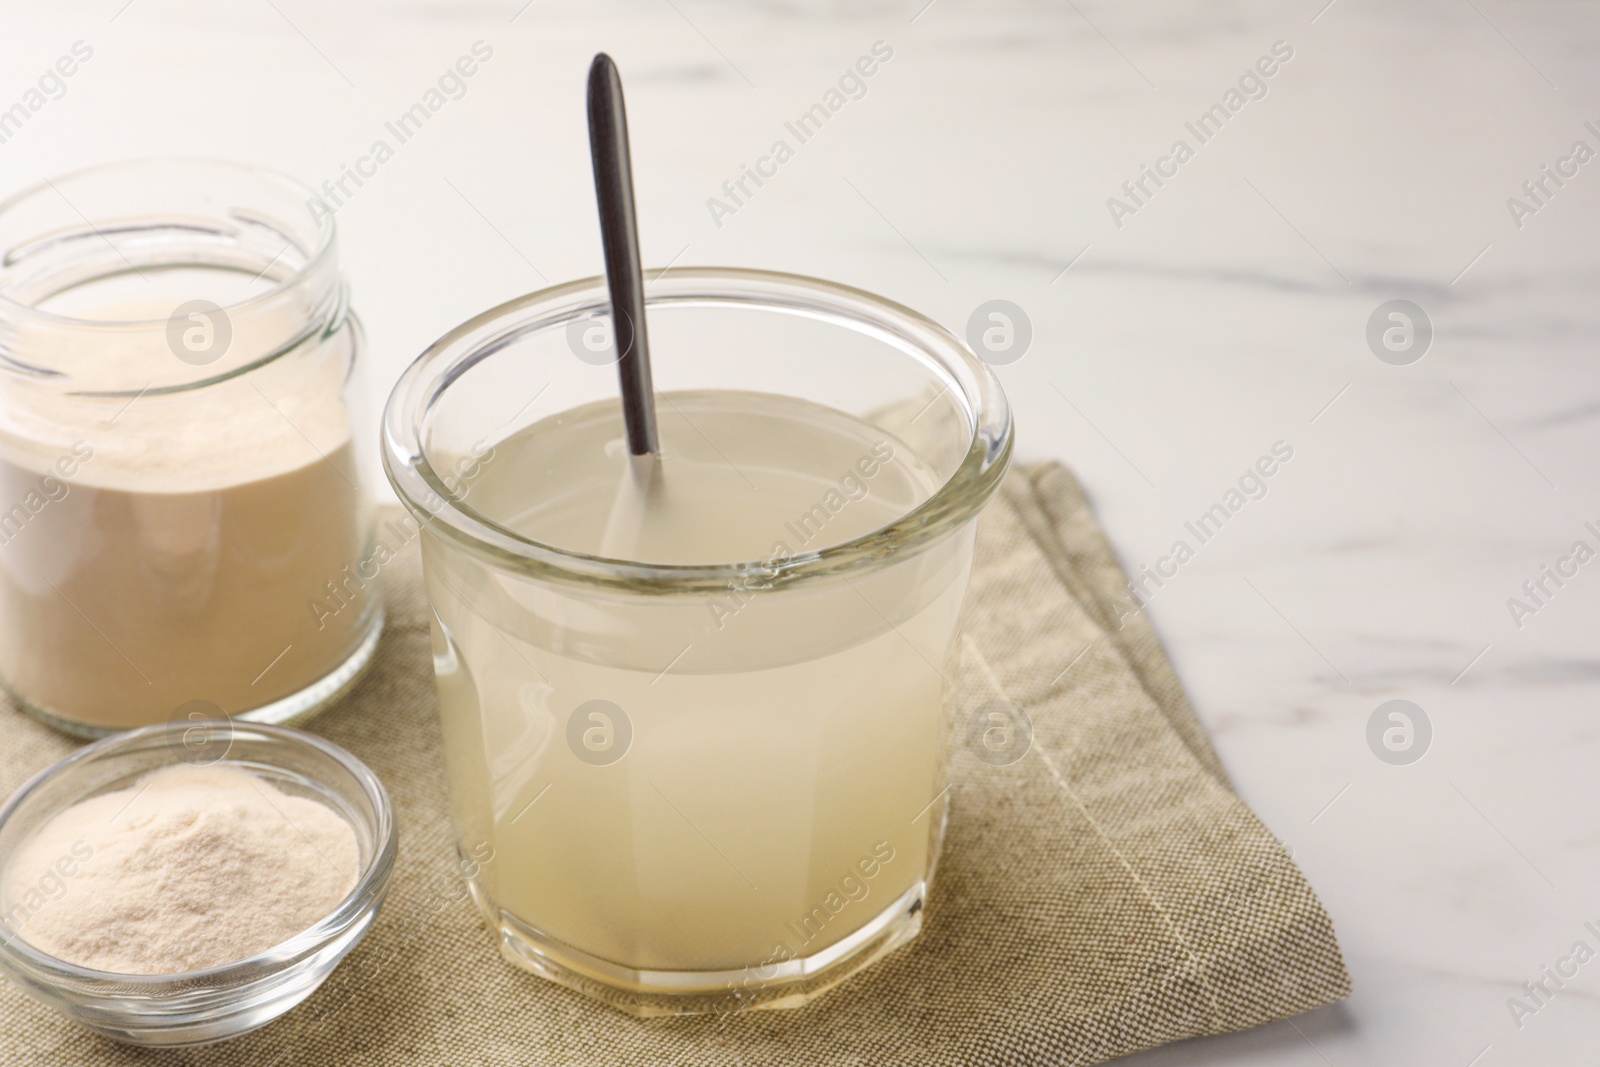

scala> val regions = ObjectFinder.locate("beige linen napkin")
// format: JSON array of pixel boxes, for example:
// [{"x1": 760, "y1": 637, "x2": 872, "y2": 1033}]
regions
[{"x1": 0, "y1": 463, "x2": 1349, "y2": 1066}]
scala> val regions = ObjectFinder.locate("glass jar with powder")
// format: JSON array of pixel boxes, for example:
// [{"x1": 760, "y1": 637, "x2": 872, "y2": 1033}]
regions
[{"x1": 0, "y1": 159, "x2": 382, "y2": 736}]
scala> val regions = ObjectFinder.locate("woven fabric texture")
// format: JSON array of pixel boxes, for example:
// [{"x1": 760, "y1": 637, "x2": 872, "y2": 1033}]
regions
[{"x1": 0, "y1": 463, "x2": 1349, "y2": 1066}]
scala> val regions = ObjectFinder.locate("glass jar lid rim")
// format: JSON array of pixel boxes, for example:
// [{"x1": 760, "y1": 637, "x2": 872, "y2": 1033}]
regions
[{"x1": 0, "y1": 157, "x2": 337, "y2": 330}]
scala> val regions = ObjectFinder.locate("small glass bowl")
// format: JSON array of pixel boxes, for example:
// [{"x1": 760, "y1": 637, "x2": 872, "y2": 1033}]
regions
[{"x1": 0, "y1": 722, "x2": 396, "y2": 1047}]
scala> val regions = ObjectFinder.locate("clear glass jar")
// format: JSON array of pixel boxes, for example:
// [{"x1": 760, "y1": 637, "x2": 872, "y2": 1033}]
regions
[
  {"x1": 383, "y1": 268, "x2": 1012, "y2": 1015},
  {"x1": 0, "y1": 159, "x2": 382, "y2": 736}
]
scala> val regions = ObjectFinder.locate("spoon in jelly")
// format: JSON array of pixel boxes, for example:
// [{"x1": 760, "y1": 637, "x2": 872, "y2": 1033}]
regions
[
  {"x1": 587, "y1": 52, "x2": 659, "y2": 457},
  {"x1": 588, "y1": 53, "x2": 663, "y2": 558}
]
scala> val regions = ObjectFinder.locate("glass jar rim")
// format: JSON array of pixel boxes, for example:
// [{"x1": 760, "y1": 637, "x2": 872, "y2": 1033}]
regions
[
  {"x1": 0, "y1": 156, "x2": 336, "y2": 331},
  {"x1": 382, "y1": 267, "x2": 1014, "y2": 594}
]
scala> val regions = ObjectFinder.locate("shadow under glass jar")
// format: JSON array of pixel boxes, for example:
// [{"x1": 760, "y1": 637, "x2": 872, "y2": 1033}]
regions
[
  {"x1": 383, "y1": 268, "x2": 1012, "y2": 1016},
  {"x1": 0, "y1": 159, "x2": 382, "y2": 737}
]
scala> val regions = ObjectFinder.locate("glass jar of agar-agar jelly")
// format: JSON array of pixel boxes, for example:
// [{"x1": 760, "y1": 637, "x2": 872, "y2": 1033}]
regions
[
  {"x1": 0, "y1": 159, "x2": 382, "y2": 736},
  {"x1": 382, "y1": 268, "x2": 1011, "y2": 1016}
]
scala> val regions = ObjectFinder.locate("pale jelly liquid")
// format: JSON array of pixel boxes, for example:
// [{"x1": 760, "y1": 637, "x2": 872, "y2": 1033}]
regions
[{"x1": 425, "y1": 390, "x2": 973, "y2": 976}]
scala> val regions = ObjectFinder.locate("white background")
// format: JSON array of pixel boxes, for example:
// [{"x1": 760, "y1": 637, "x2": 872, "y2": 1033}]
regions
[{"x1": 3, "y1": 1, "x2": 1600, "y2": 1064}]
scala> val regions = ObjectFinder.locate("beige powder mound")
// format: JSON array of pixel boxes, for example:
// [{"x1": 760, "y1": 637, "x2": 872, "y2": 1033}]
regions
[{"x1": 2, "y1": 763, "x2": 359, "y2": 975}]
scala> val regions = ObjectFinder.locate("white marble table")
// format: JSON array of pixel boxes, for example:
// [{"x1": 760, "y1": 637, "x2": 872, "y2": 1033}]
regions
[{"x1": 3, "y1": 0, "x2": 1598, "y2": 1063}]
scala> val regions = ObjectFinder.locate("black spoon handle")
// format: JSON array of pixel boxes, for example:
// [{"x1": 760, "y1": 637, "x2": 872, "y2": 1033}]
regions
[{"x1": 587, "y1": 53, "x2": 659, "y2": 456}]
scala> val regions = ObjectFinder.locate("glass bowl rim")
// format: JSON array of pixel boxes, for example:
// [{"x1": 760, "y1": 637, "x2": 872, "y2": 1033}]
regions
[
  {"x1": 0, "y1": 721, "x2": 396, "y2": 990},
  {"x1": 381, "y1": 266, "x2": 1014, "y2": 595}
]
